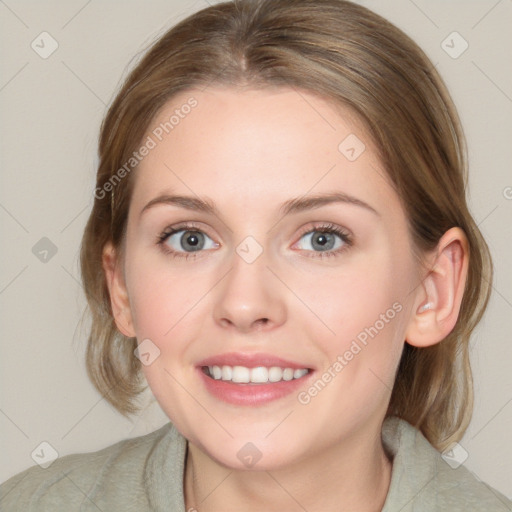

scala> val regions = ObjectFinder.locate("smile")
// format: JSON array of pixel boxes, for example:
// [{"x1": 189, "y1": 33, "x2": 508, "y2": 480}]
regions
[
  {"x1": 196, "y1": 352, "x2": 314, "y2": 406},
  {"x1": 203, "y1": 365, "x2": 310, "y2": 384}
]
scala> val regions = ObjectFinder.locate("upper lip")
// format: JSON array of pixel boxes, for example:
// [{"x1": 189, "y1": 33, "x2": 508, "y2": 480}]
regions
[{"x1": 197, "y1": 352, "x2": 313, "y2": 370}]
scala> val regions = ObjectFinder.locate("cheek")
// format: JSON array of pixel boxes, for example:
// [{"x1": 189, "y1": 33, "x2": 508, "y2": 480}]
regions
[
  {"x1": 126, "y1": 259, "x2": 207, "y2": 345},
  {"x1": 299, "y1": 251, "x2": 411, "y2": 383},
  {"x1": 304, "y1": 259, "x2": 405, "y2": 336},
  {"x1": 129, "y1": 281, "x2": 174, "y2": 340}
]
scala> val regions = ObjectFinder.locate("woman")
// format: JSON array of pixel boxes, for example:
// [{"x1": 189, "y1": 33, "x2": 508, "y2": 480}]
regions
[{"x1": 2, "y1": 0, "x2": 510, "y2": 510}]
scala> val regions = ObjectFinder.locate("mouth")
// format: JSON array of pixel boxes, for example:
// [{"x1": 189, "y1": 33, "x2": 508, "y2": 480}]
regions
[
  {"x1": 202, "y1": 365, "x2": 310, "y2": 384},
  {"x1": 196, "y1": 353, "x2": 314, "y2": 406}
]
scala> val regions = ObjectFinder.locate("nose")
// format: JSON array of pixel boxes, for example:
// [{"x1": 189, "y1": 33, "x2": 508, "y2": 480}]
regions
[{"x1": 212, "y1": 245, "x2": 287, "y2": 334}]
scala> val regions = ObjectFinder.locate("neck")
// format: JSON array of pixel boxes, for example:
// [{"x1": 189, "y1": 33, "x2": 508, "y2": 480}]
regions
[{"x1": 184, "y1": 419, "x2": 392, "y2": 512}]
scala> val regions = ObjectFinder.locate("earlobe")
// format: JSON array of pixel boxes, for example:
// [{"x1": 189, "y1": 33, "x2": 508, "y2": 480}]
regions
[
  {"x1": 102, "y1": 241, "x2": 136, "y2": 338},
  {"x1": 405, "y1": 227, "x2": 469, "y2": 348}
]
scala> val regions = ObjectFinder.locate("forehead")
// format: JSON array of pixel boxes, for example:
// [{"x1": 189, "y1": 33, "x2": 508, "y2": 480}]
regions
[{"x1": 129, "y1": 86, "x2": 399, "y2": 219}]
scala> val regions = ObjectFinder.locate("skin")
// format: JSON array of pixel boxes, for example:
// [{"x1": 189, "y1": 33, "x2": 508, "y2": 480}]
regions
[{"x1": 103, "y1": 85, "x2": 469, "y2": 511}]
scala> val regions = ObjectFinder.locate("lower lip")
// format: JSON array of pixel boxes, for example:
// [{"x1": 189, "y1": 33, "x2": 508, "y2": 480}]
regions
[{"x1": 198, "y1": 368, "x2": 313, "y2": 406}]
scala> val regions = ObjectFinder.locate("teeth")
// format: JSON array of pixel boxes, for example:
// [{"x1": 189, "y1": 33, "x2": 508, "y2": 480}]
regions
[
  {"x1": 232, "y1": 366, "x2": 250, "y2": 383},
  {"x1": 250, "y1": 366, "x2": 269, "y2": 383},
  {"x1": 268, "y1": 366, "x2": 283, "y2": 382},
  {"x1": 283, "y1": 368, "x2": 294, "y2": 381},
  {"x1": 212, "y1": 366, "x2": 222, "y2": 380},
  {"x1": 221, "y1": 365, "x2": 232, "y2": 381},
  {"x1": 206, "y1": 365, "x2": 309, "y2": 383}
]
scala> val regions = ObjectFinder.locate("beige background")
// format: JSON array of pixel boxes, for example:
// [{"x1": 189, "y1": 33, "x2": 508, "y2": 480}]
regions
[{"x1": 1, "y1": 0, "x2": 511, "y2": 500}]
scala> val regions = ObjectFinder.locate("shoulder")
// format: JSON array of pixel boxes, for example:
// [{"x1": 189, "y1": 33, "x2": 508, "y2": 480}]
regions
[
  {"x1": 0, "y1": 422, "x2": 186, "y2": 512},
  {"x1": 382, "y1": 416, "x2": 512, "y2": 512}
]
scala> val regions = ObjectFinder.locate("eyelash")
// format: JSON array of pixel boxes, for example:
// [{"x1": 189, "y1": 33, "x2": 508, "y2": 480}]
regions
[{"x1": 155, "y1": 222, "x2": 353, "y2": 261}]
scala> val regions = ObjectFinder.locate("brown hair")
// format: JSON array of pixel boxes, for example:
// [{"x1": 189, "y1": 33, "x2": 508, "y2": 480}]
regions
[{"x1": 80, "y1": 0, "x2": 492, "y2": 451}]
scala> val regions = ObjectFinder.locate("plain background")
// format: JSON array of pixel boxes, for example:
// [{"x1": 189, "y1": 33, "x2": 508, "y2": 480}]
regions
[{"x1": 1, "y1": 0, "x2": 511, "y2": 500}]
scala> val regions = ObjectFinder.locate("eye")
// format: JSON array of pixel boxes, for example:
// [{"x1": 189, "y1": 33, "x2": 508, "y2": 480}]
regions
[
  {"x1": 294, "y1": 223, "x2": 352, "y2": 258},
  {"x1": 157, "y1": 224, "x2": 218, "y2": 259},
  {"x1": 156, "y1": 222, "x2": 352, "y2": 260}
]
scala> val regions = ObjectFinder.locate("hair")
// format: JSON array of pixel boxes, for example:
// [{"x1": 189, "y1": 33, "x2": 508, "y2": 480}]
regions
[{"x1": 80, "y1": 0, "x2": 492, "y2": 451}]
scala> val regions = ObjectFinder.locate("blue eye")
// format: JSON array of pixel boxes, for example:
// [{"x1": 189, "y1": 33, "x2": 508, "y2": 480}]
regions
[
  {"x1": 156, "y1": 222, "x2": 352, "y2": 261},
  {"x1": 295, "y1": 224, "x2": 351, "y2": 257},
  {"x1": 157, "y1": 226, "x2": 218, "y2": 259},
  {"x1": 298, "y1": 230, "x2": 344, "y2": 252}
]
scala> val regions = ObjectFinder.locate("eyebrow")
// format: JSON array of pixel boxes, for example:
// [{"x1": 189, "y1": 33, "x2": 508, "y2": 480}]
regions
[
  {"x1": 280, "y1": 192, "x2": 379, "y2": 217},
  {"x1": 139, "y1": 191, "x2": 379, "y2": 219}
]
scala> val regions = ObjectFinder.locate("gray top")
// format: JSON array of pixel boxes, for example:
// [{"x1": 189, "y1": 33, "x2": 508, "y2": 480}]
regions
[{"x1": 1, "y1": 416, "x2": 510, "y2": 511}]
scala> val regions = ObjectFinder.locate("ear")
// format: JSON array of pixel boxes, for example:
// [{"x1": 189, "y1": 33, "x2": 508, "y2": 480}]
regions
[
  {"x1": 405, "y1": 227, "x2": 469, "y2": 348},
  {"x1": 102, "y1": 241, "x2": 136, "y2": 338}
]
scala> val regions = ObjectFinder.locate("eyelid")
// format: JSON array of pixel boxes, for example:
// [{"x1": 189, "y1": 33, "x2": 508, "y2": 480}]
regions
[
  {"x1": 294, "y1": 221, "x2": 352, "y2": 240},
  {"x1": 158, "y1": 221, "x2": 217, "y2": 241}
]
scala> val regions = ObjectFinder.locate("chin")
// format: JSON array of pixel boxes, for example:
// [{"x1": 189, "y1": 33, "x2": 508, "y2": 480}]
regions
[{"x1": 191, "y1": 434, "x2": 307, "y2": 472}]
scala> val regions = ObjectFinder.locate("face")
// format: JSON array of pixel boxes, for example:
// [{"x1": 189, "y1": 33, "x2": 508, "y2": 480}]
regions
[{"x1": 116, "y1": 86, "x2": 422, "y2": 469}]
